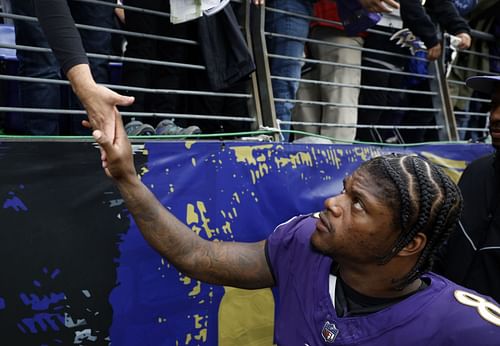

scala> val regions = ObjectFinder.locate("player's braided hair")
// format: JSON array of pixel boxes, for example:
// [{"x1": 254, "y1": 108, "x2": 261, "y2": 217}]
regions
[{"x1": 360, "y1": 154, "x2": 463, "y2": 289}]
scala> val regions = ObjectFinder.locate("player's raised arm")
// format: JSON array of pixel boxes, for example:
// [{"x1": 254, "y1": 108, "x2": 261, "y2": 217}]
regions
[{"x1": 92, "y1": 113, "x2": 275, "y2": 289}]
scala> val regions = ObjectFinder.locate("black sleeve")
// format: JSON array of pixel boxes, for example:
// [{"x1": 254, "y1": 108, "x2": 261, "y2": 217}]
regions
[
  {"x1": 399, "y1": 0, "x2": 440, "y2": 49},
  {"x1": 34, "y1": 0, "x2": 89, "y2": 73},
  {"x1": 425, "y1": 0, "x2": 471, "y2": 36}
]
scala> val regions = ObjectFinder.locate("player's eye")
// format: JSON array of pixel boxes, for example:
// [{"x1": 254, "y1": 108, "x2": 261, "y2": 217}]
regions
[{"x1": 352, "y1": 198, "x2": 364, "y2": 211}]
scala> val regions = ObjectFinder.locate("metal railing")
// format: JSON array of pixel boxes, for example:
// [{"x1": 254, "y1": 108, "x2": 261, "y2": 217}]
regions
[{"x1": 0, "y1": 0, "x2": 498, "y2": 143}]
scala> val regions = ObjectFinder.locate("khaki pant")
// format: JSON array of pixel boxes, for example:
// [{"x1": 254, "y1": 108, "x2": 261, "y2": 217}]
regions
[{"x1": 292, "y1": 26, "x2": 363, "y2": 141}]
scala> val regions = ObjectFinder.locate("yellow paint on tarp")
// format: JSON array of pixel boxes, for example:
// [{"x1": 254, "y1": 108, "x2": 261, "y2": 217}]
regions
[
  {"x1": 185, "y1": 141, "x2": 196, "y2": 150},
  {"x1": 197, "y1": 201, "x2": 217, "y2": 239},
  {"x1": 421, "y1": 151, "x2": 467, "y2": 183},
  {"x1": 230, "y1": 144, "x2": 274, "y2": 165},
  {"x1": 218, "y1": 287, "x2": 275, "y2": 346},
  {"x1": 421, "y1": 151, "x2": 467, "y2": 169},
  {"x1": 186, "y1": 202, "x2": 219, "y2": 238},
  {"x1": 194, "y1": 328, "x2": 207, "y2": 342},
  {"x1": 250, "y1": 191, "x2": 259, "y2": 203},
  {"x1": 250, "y1": 170, "x2": 257, "y2": 184},
  {"x1": 180, "y1": 275, "x2": 191, "y2": 285},
  {"x1": 353, "y1": 146, "x2": 372, "y2": 161},
  {"x1": 186, "y1": 204, "x2": 199, "y2": 224},
  {"x1": 250, "y1": 162, "x2": 271, "y2": 184},
  {"x1": 259, "y1": 162, "x2": 270, "y2": 177},
  {"x1": 191, "y1": 157, "x2": 197, "y2": 167},
  {"x1": 274, "y1": 151, "x2": 313, "y2": 169},
  {"x1": 222, "y1": 221, "x2": 232, "y2": 235},
  {"x1": 188, "y1": 199, "x2": 238, "y2": 238},
  {"x1": 189, "y1": 281, "x2": 201, "y2": 297},
  {"x1": 194, "y1": 314, "x2": 204, "y2": 328},
  {"x1": 233, "y1": 192, "x2": 241, "y2": 204}
]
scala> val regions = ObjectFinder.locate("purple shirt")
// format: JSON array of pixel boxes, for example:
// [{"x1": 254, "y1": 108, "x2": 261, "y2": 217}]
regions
[{"x1": 266, "y1": 214, "x2": 500, "y2": 345}]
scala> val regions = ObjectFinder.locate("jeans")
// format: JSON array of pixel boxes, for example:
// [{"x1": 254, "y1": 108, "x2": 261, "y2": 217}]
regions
[
  {"x1": 11, "y1": 0, "x2": 113, "y2": 135},
  {"x1": 12, "y1": 0, "x2": 62, "y2": 135},
  {"x1": 265, "y1": 0, "x2": 313, "y2": 141}
]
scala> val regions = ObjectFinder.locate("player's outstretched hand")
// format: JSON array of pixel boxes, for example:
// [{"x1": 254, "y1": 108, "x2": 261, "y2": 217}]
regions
[{"x1": 92, "y1": 112, "x2": 137, "y2": 182}]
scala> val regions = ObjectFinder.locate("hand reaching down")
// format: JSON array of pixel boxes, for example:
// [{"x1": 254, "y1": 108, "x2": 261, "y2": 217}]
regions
[{"x1": 67, "y1": 64, "x2": 134, "y2": 141}]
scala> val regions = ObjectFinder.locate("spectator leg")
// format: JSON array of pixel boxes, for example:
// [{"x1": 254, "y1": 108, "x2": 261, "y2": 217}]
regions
[
  {"x1": 292, "y1": 66, "x2": 321, "y2": 138},
  {"x1": 11, "y1": 0, "x2": 62, "y2": 135},
  {"x1": 265, "y1": 0, "x2": 313, "y2": 141},
  {"x1": 314, "y1": 27, "x2": 363, "y2": 141}
]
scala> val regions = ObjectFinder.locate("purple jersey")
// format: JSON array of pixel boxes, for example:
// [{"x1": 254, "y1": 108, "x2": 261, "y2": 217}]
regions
[{"x1": 266, "y1": 214, "x2": 500, "y2": 345}]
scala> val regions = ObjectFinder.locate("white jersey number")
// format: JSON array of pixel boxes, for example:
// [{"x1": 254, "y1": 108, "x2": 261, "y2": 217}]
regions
[{"x1": 454, "y1": 290, "x2": 500, "y2": 327}]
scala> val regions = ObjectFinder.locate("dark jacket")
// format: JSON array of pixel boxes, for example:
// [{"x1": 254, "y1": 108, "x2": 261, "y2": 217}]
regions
[
  {"x1": 400, "y1": 0, "x2": 471, "y2": 49},
  {"x1": 197, "y1": 5, "x2": 255, "y2": 91},
  {"x1": 437, "y1": 152, "x2": 500, "y2": 303},
  {"x1": 35, "y1": 0, "x2": 89, "y2": 73}
]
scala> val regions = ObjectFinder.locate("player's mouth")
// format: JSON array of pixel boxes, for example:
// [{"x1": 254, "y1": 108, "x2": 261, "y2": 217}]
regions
[
  {"x1": 490, "y1": 128, "x2": 500, "y2": 139},
  {"x1": 489, "y1": 121, "x2": 500, "y2": 138},
  {"x1": 316, "y1": 211, "x2": 331, "y2": 233}
]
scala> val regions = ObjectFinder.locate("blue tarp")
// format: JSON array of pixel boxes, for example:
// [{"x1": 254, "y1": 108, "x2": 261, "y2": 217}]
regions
[{"x1": 0, "y1": 141, "x2": 493, "y2": 345}]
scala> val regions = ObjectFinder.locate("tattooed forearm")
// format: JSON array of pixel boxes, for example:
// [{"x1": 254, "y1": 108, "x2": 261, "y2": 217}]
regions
[
  {"x1": 187, "y1": 241, "x2": 274, "y2": 289},
  {"x1": 116, "y1": 177, "x2": 274, "y2": 289}
]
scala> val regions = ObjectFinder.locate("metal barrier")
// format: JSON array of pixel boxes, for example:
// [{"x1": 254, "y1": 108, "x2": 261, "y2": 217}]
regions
[
  {"x1": 0, "y1": 0, "x2": 261, "y2": 138},
  {"x1": 448, "y1": 27, "x2": 499, "y2": 142},
  {"x1": 0, "y1": 0, "x2": 498, "y2": 142},
  {"x1": 250, "y1": 2, "x2": 498, "y2": 144}
]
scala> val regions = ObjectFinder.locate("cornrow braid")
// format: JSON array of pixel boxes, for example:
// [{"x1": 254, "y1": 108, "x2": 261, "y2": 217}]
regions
[
  {"x1": 360, "y1": 154, "x2": 463, "y2": 289},
  {"x1": 380, "y1": 158, "x2": 412, "y2": 231},
  {"x1": 393, "y1": 159, "x2": 440, "y2": 254}
]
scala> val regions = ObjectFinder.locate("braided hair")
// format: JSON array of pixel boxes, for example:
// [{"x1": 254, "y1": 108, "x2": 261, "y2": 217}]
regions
[{"x1": 359, "y1": 154, "x2": 463, "y2": 289}]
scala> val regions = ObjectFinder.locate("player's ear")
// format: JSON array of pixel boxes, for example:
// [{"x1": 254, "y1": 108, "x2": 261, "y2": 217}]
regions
[{"x1": 398, "y1": 232, "x2": 427, "y2": 257}]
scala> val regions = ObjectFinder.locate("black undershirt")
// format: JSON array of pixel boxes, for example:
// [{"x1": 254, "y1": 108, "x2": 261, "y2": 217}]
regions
[{"x1": 333, "y1": 269, "x2": 429, "y2": 317}]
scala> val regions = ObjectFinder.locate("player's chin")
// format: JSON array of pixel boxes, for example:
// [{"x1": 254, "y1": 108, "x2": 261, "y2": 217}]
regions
[{"x1": 310, "y1": 230, "x2": 329, "y2": 253}]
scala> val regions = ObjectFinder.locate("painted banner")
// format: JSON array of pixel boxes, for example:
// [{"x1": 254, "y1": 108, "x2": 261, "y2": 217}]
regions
[{"x1": 0, "y1": 141, "x2": 493, "y2": 345}]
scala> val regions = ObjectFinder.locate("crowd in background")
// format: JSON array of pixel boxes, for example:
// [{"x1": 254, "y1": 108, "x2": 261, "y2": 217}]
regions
[{"x1": 0, "y1": 0, "x2": 498, "y2": 143}]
